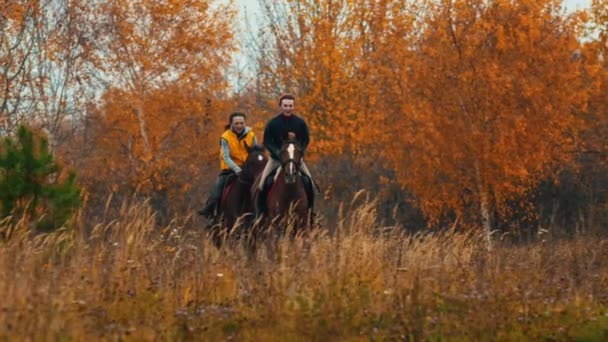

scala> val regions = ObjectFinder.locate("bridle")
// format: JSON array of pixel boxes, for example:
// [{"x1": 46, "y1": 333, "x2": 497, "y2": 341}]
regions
[
  {"x1": 280, "y1": 141, "x2": 302, "y2": 179},
  {"x1": 281, "y1": 157, "x2": 300, "y2": 171}
]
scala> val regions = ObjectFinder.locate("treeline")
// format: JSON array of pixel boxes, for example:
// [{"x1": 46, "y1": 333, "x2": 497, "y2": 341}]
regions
[{"x1": 1, "y1": 0, "x2": 608, "y2": 236}]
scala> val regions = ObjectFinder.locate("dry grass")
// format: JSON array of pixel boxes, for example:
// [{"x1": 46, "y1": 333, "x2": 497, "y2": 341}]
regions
[{"x1": 1, "y1": 197, "x2": 608, "y2": 341}]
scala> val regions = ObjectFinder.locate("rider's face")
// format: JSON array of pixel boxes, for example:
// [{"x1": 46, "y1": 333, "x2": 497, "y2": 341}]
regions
[
  {"x1": 280, "y1": 99, "x2": 295, "y2": 116},
  {"x1": 231, "y1": 116, "x2": 245, "y2": 133}
]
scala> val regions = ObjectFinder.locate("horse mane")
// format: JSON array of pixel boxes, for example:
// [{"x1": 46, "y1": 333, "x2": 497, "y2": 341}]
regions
[{"x1": 250, "y1": 144, "x2": 265, "y2": 154}]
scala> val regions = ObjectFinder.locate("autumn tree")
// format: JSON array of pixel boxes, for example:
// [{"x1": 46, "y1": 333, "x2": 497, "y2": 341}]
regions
[
  {"x1": 253, "y1": 0, "x2": 407, "y2": 157},
  {"x1": 587, "y1": 0, "x2": 608, "y2": 160},
  {"x1": 74, "y1": 0, "x2": 237, "y2": 216},
  {"x1": 381, "y1": 0, "x2": 600, "y2": 237},
  {"x1": 555, "y1": 0, "x2": 608, "y2": 232},
  {"x1": 1, "y1": 0, "x2": 98, "y2": 148},
  {"x1": 247, "y1": 1, "x2": 422, "y2": 220},
  {"x1": 1, "y1": 1, "x2": 35, "y2": 131}
]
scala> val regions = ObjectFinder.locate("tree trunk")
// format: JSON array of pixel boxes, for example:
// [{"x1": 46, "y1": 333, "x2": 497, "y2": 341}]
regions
[
  {"x1": 135, "y1": 104, "x2": 151, "y2": 155},
  {"x1": 475, "y1": 160, "x2": 492, "y2": 250}
]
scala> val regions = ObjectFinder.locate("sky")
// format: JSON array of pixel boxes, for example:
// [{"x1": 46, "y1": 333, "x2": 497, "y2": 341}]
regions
[
  {"x1": 564, "y1": 0, "x2": 593, "y2": 9},
  {"x1": 235, "y1": 0, "x2": 593, "y2": 25}
]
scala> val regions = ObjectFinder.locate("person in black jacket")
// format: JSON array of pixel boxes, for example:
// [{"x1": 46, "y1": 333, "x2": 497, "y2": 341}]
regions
[{"x1": 257, "y1": 94, "x2": 314, "y2": 216}]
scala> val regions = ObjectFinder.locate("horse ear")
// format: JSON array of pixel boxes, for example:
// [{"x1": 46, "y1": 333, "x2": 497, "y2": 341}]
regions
[{"x1": 244, "y1": 140, "x2": 251, "y2": 152}]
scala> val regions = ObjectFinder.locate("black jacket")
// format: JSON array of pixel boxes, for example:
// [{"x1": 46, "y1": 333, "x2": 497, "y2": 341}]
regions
[{"x1": 263, "y1": 114, "x2": 310, "y2": 161}]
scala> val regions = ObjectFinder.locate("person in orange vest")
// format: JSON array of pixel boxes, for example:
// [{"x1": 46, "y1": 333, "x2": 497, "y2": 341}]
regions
[{"x1": 198, "y1": 112, "x2": 257, "y2": 218}]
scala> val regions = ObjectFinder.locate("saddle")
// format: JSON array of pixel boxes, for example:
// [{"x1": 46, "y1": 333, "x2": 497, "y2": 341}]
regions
[{"x1": 218, "y1": 173, "x2": 239, "y2": 210}]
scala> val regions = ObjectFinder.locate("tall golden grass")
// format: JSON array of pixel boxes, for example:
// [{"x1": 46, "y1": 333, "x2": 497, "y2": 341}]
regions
[{"x1": 1, "y1": 196, "x2": 607, "y2": 340}]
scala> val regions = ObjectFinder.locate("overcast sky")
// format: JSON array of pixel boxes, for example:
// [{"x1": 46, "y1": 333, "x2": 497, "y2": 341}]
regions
[{"x1": 235, "y1": 0, "x2": 593, "y2": 26}]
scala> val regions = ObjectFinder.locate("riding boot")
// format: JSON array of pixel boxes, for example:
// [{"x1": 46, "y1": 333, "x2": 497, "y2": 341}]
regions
[
  {"x1": 308, "y1": 188, "x2": 315, "y2": 211},
  {"x1": 198, "y1": 199, "x2": 217, "y2": 217},
  {"x1": 301, "y1": 175, "x2": 315, "y2": 211},
  {"x1": 307, "y1": 187, "x2": 315, "y2": 214},
  {"x1": 199, "y1": 174, "x2": 226, "y2": 217}
]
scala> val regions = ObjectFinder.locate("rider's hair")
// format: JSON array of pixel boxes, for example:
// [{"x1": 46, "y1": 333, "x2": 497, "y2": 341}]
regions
[
  {"x1": 225, "y1": 112, "x2": 246, "y2": 130},
  {"x1": 278, "y1": 94, "x2": 295, "y2": 106}
]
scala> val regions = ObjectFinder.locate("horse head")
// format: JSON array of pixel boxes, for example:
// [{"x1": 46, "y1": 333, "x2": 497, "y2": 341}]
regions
[
  {"x1": 242, "y1": 143, "x2": 267, "y2": 181},
  {"x1": 279, "y1": 139, "x2": 303, "y2": 184}
]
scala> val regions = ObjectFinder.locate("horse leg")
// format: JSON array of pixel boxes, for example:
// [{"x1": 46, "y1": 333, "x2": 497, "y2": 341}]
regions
[
  {"x1": 258, "y1": 225, "x2": 274, "y2": 263},
  {"x1": 242, "y1": 218, "x2": 259, "y2": 262},
  {"x1": 300, "y1": 175, "x2": 315, "y2": 214},
  {"x1": 207, "y1": 223, "x2": 223, "y2": 249},
  {"x1": 259, "y1": 213, "x2": 282, "y2": 263},
  {"x1": 223, "y1": 214, "x2": 233, "y2": 232}
]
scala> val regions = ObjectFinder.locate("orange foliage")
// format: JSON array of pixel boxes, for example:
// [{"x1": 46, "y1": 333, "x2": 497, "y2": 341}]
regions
[
  {"x1": 76, "y1": 0, "x2": 237, "y2": 209},
  {"x1": 86, "y1": 87, "x2": 226, "y2": 193},
  {"x1": 253, "y1": 0, "x2": 410, "y2": 158},
  {"x1": 249, "y1": 0, "x2": 607, "y2": 230},
  {"x1": 381, "y1": 0, "x2": 601, "y2": 229},
  {"x1": 3, "y1": 0, "x2": 608, "y2": 229},
  {"x1": 1, "y1": 1, "x2": 32, "y2": 23}
]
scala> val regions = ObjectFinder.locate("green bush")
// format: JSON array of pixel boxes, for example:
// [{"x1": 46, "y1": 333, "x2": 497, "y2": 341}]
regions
[{"x1": 0, "y1": 125, "x2": 80, "y2": 233}]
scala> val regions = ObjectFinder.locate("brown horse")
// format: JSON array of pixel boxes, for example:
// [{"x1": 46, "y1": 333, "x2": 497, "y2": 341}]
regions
[
  {"x1": 219, "y1": 144, "x2": 267, "y2": 229},
  {"x1": 264, "y1": 140, "x2": 313, "y2": 232}
]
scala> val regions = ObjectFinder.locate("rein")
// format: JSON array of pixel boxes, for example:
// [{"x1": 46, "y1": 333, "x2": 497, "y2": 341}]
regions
[{"x1": 281, "y1": 142, "x2": 303, "y2": 172}]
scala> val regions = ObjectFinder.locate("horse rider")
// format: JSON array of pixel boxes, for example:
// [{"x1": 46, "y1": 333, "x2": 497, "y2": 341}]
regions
[
  {"x1": 256, "y1": 94, "x2": 315, "y2": 216},
  {"x1": 198, "y1": 112, "x2": 258, "y2": 220}
]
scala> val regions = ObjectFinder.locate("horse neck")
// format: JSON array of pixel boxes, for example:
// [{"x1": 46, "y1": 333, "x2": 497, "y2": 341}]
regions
[
  {"x1": 275, "y1": 169, "x2": 305, "y2": 196},
  {"x1": 242, "y1": 161, "x2": 265, "y2": 181},
  {"x1": 234, "y1": 175, "x2": 253, "y2": 190},
  {"x1": 228, "y1": 178, "x2": 252, "y2": 206}
]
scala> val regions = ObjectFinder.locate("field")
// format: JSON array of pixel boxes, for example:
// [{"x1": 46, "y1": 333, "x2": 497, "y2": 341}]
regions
[{"x1": 1, "y1": 198, "x2": 608, "y2": 341}]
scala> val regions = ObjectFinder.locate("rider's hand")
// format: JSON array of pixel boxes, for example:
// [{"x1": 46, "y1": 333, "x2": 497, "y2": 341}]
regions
[{"x1": 287, "y1": 132, "x2": 296, "y2": 140}]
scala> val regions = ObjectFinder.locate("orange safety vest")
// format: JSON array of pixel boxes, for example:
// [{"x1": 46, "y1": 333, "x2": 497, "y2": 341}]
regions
[{"x1": 219, "y1": 128, "x2": 256, "y2": 171}]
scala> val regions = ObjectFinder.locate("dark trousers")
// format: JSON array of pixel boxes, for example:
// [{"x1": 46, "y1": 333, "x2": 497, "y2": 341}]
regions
[
  {"x1": 209, "y1": 170, "x2": 234, "y2": 203},
  {"x1": 202, "y1": 170, "x2": 234, "y2": 216}
]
